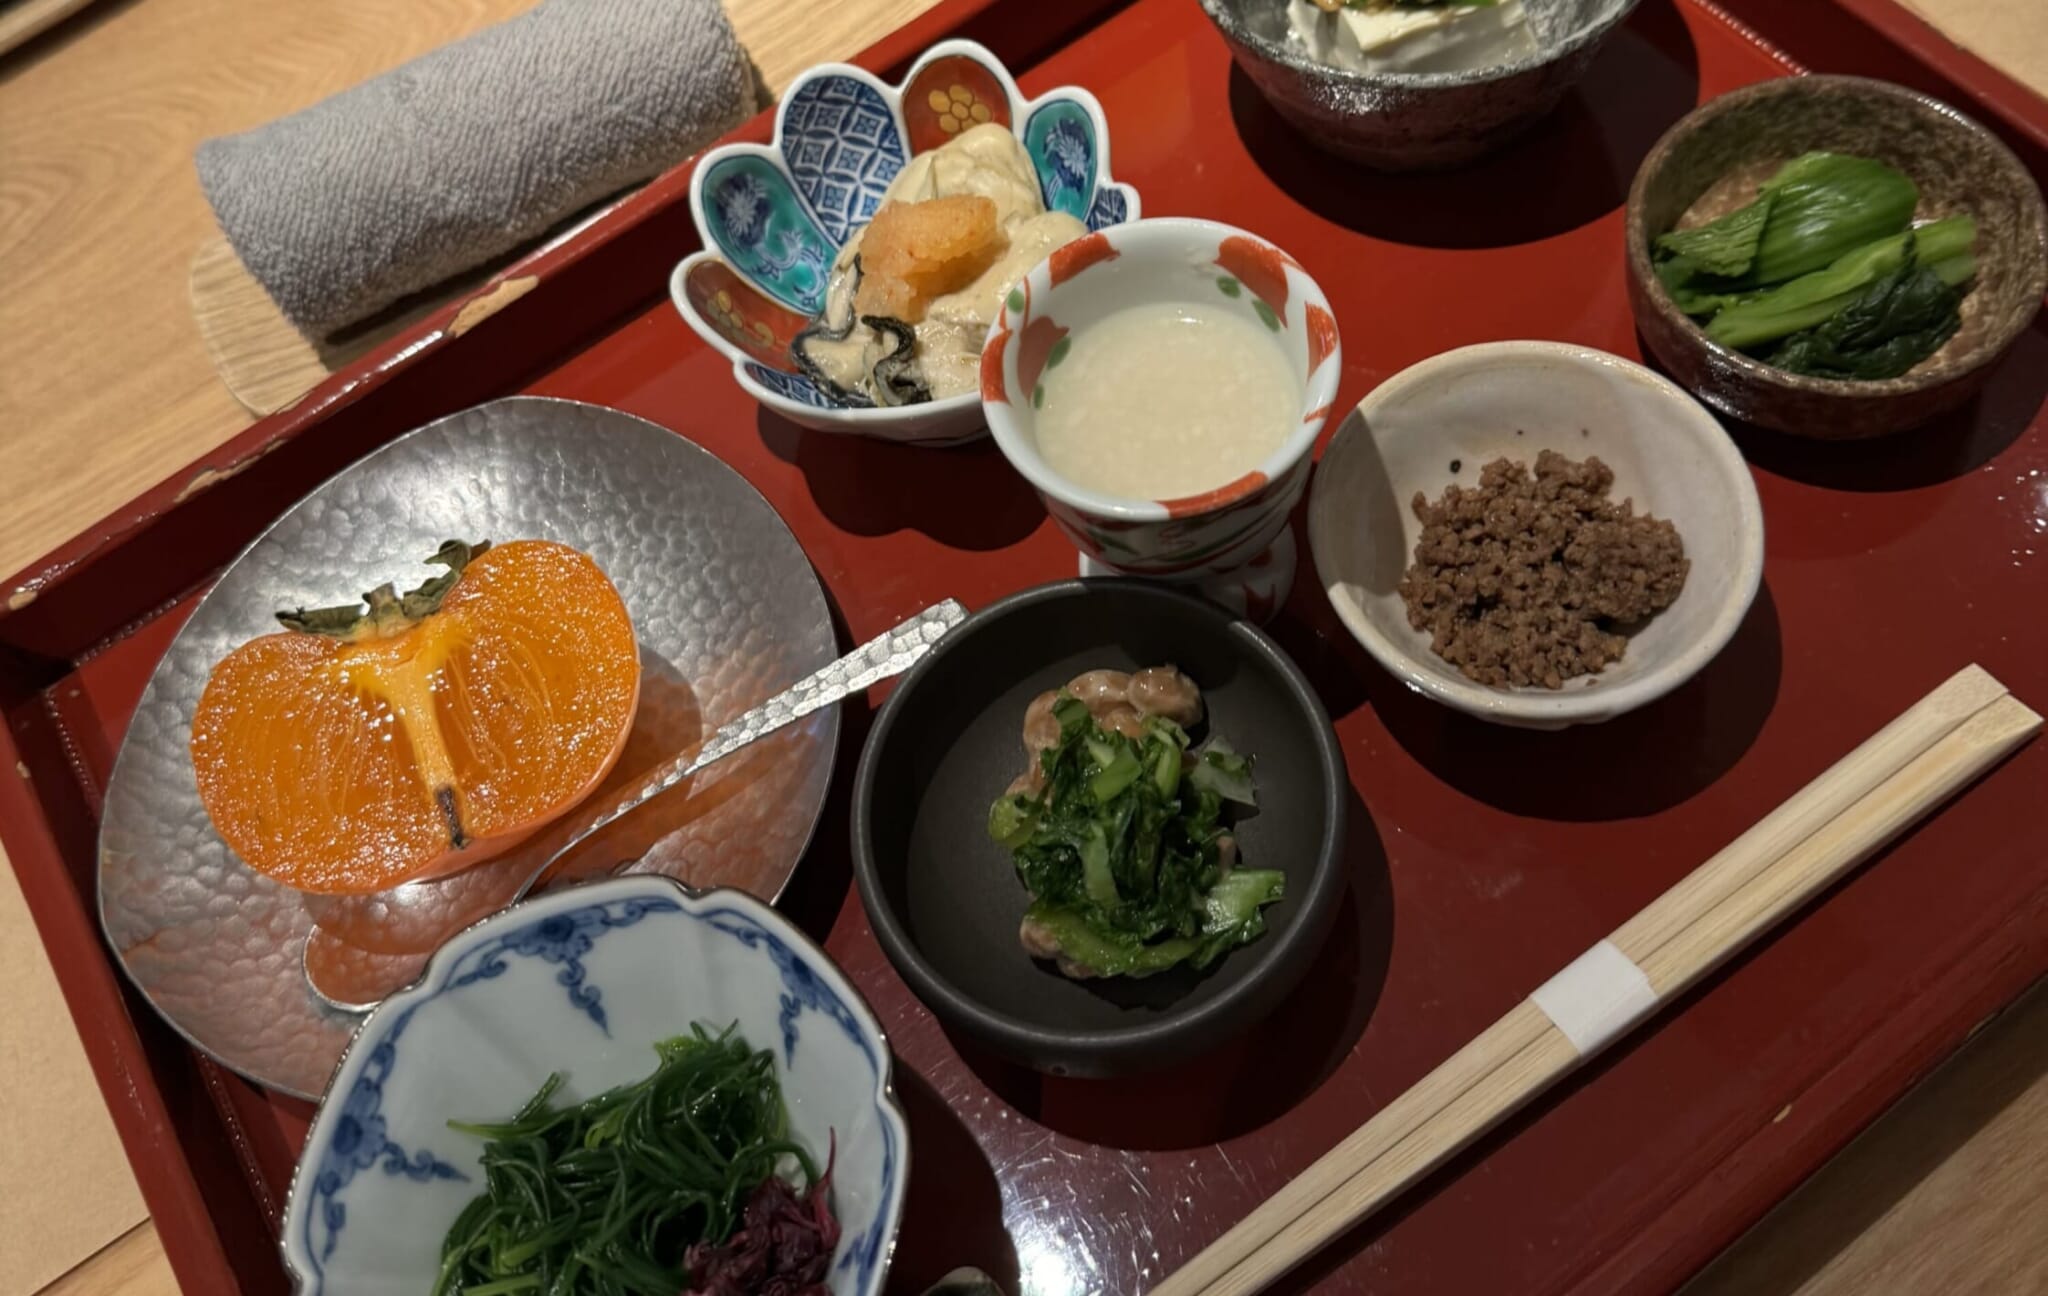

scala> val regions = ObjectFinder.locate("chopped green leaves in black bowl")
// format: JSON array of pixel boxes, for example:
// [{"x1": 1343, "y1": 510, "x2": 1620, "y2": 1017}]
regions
[
  {"x1": 990, "y1": 681, "x2": 1283, "y2": 981},
  {"x1": 850, "y1": 580, "x2": 1347, "y2": 1077}
]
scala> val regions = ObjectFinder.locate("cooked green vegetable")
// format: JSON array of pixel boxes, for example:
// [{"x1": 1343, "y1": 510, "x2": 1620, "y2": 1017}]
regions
[
  {"x1": 1766, "y1": 233, "x2": 1969, "y2": 379},
  {"x1": 431, "y1": 1024, "x2": 821, "y2": 1296},
  {"x1": 1705, "y1": 216, "x2": 1976, "y2": 351},
  {"x1": 1653, "y1": 150, "x2": 1974, "y2": 379},
  {"x1": 1657, "y1": 154, "x2": 1919, "y2": 291},
  {"x1": 1656, "y1": 190, "x2": 1777, "y2": 282},
  {"x1": 1189, "y1": 738, "x2": 1257, "y2": 807},
  {"x1": 1751, "y1": 152, "x2": 1918, "y2": 285},
  {"x1": 989, "y1": 694, "x2": 1282, "y2": 978}
]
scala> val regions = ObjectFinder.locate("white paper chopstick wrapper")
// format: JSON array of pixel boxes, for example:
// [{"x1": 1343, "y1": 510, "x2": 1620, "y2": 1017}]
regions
[
  {"x1": 1147, "y1": 667, "x2": 2041, "y2": 1296},
  {"x1": 1530, "y1": 939, "x2": 1659, "y2": 1055}
]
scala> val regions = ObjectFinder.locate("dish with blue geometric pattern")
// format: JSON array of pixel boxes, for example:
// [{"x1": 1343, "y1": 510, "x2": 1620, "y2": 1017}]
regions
[
  {"x1": 671, "y1": 39, "x2": 1140, "y2": 447},
  {"x1": 281, "y1": 875, "x2": 907, "y2": 1296}
]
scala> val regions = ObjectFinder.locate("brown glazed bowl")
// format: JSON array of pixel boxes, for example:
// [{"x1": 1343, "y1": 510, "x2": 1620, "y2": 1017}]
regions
[
  {"x1": 1626, "y1": 76, "x2": 2048, "y2": 439},
  {"x1": 1198, "y1": 0, "x2": 1640, "y2": 170}
]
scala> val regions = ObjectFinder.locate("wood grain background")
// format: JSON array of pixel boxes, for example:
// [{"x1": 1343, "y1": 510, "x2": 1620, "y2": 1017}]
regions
[{"x1": 0, "y1": 0, "x2": 2042, "y2": 1293}]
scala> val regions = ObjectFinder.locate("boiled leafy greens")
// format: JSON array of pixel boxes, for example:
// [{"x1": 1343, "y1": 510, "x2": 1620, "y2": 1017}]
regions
[
  {"x1": 988, "y1": 694, "x2": 1283, "y2": 978},
  {"x1": 1765, "y1": 232, "x2": 1968, "y2": 380},
  {"x1": 1704, "y1": 216, "x2": 1976, "y2": 352},
  {"x1": 1659, "y1": 152, "x2": 1919, "y2": 288},
  {"x1": 1653, "y1": 152, "x2": 1975, "y2": 380},
  {"x1": 432, "y1": 1024, "x2": 834, "y2": 1296},
  {"x1": 1655, "y1": 189, "x2": 1777, "y2": 283}
]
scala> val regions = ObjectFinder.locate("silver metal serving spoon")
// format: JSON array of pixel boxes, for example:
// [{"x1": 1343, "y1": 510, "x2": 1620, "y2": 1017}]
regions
[{"x1": 304, "y1": 599, "x2": 967, "y2": 1012}]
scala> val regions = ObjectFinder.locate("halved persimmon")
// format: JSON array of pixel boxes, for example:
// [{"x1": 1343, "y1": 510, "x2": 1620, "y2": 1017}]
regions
[{"x1": 190, "y1": 539, "x2": 640, "y2": 895}]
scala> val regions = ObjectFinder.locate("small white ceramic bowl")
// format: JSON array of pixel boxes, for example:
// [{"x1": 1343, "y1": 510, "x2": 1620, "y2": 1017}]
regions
[
  {"x1": 1307, "y1": 341, "x2": 1763, "y2": 728},
  {"x1": 981, "y1": 217, "x2": 1341, "y2": 604},
  {"x1": 672, "y1": 39, "x2": 1139, "y2": 447},
  {"x1": 281, "y1": 876, "x2": 907, "y2": 1295}
]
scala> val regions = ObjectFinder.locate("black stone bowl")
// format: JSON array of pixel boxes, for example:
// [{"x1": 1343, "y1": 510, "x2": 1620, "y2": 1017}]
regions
[{"x1": 851, "y1": 579, "x2": 1347, "y2": 1077}]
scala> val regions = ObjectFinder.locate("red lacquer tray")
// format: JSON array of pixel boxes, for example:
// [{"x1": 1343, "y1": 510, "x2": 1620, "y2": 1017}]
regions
[
  {"x1": 6, "y1": 1, "x2": 2046, "y2": 1293},
  {"x1": 1720, "y1": 0, "x2": 2048, "y2": 158}
]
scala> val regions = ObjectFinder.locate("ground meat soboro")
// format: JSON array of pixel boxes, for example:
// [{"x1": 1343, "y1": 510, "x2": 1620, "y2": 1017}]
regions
[{"x1": 1397, "y1": 450, "x2": 1689, "y2": 689}]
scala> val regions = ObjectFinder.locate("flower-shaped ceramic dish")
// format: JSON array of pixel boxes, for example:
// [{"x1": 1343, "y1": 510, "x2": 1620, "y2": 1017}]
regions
[
  {"x1": 1625, "y1": 75, "x2": 2048, "y2": 439},
  {"x1": 1307, "y1": 341, "x2": 1764, "y2": 729},
  {"x1": 1199, "y1": 0, "x2": 1641, "y2": 170},
  {"x1": 672, "y1": 39, "x2": 1141, "y2": 447},
  {"x1": 281, "y1": 875, "x2": 908, "y2": 1295},
  {"x1": 981, "y1": 218, "x2": 1341, "y2": 608}
]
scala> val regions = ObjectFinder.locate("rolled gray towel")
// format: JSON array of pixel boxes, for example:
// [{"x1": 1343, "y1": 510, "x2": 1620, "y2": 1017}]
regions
[{"x1": 197, "y1": 0, "x2": 756, "y2": 338}]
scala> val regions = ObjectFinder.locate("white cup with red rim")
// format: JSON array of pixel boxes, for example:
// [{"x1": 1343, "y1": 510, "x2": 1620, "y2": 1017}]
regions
[{"x1": 980, "y1": 217, "x2": 1342, "y2": 617}]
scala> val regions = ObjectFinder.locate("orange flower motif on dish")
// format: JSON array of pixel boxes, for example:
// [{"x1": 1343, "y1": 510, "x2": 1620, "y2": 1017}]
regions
[
  {"x1": 982, "y1": 318, "x2": 1012, "y2": 404},
  {"x1": 1215, "y1": 236, "x2": 1298, "y2": 331},
  {"x1": 905, "y1": 56, "x2": 1011, "y2": 154},
  {"x1": 709, "y1": 289, "x2": 776, "y2": 353},
  {"x1": 1017, "y1": 315, "x2": 1070, "y2": 409},
  {"x1": 930, "y1": 85, "x2": 994, "y2": 134},
  {"x1": 1305, "y1": 301, "x2": 1338, "y2": 373},
  {"x1": 684, "y1": 260, "x2": 811, "y2": 367},
  {"x1": 1159, "y1": 471, "x2": 1269, "y2": 519},
  {"x1": 1049, "y1": 231, "x2": 1119, "y2": 287}
]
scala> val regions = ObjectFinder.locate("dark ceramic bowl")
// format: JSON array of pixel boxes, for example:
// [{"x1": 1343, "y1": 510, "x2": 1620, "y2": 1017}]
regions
[
  {"x1": 1626, "y1": 76, "x2": 2048, "y2": 439},
  {"x1": 850, "y1": 580, "x2": 1347, "y2": 1077},
  {"x1": 1198, "y1": 0, "x2": 1640, "y2": 170}
]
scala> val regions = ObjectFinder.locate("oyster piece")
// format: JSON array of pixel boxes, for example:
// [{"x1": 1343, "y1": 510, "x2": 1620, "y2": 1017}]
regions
[
  {"x1": 790, "y1": 254, "x2": 876, "y2": 406},
  {"x1": 864, "y1": 315, "x2": 931, "y2": 407},
  {"x1": 789, "y1": 282, "x2": 933, "y2": 407},
  {"x1": 790, "y1": 326, "x2": 878, "y2": 408},
  {"x1": 781, "y1": 122, "x2": 1093, "y2": 409}
]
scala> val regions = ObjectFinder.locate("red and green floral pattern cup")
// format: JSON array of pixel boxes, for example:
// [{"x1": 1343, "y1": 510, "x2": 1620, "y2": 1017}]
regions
[{"x1": 981, "y1": 218, "x2": 1341, "y2": 596}]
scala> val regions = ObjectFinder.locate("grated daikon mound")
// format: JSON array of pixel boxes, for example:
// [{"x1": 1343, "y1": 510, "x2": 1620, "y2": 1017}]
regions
[{"x1": 853, "y1": 195, "x2": 1004, "y2": 323}]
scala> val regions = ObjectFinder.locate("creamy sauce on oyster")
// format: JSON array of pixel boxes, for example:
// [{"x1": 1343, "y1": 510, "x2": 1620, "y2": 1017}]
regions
[
  {"x1": 1284, "y1": 0, "x2": 1537, "y2": 76},
  {"x1": 794, "y1": 124, "x2": 1088, "y2": 406},
  {"x1": 1034, "y1": 300, "x2": 1298, "y2": 500}
]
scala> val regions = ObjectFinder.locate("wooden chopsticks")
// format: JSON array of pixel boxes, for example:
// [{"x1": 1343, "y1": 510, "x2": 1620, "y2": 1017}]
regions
[{"x1": 1150, "y1": 665, "x2": 2040, "y2": 1296}]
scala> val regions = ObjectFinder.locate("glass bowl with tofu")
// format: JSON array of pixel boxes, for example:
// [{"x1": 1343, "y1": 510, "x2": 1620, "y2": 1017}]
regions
[{"x1": 1199, "y1": 0, "x2": 1641, "y2": 170}]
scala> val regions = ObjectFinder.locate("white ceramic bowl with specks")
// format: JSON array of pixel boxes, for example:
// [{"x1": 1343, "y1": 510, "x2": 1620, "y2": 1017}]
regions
[{"x1": 1307, "y1": 341, "x2": 1764, "y2": 728}]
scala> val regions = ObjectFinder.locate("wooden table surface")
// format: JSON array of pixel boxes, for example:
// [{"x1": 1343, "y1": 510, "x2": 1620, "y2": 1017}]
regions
[{"x1": 0, "y1": 1, "x2": 2042, "y2": 1293}]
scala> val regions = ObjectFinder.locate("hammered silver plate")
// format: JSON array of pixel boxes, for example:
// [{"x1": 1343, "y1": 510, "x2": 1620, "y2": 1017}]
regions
[{"x1": 98, "y1": 397, "x2": 839, "y2": 1097}]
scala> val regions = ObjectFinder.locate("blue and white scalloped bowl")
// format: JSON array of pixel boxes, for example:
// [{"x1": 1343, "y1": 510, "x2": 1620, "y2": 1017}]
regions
[
  {"x1": 280, "y1": 877, "x2": 908, "y2": 1295},
  {"x1": 671, "y1": 38, "x2": 1140, "y2": 447}
]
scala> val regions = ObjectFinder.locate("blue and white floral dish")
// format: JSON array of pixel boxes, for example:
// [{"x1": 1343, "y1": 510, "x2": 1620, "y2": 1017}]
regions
[
  {"x1": 671, "y1": 38, "x2": 1140, "y2": 446},
  {"x1": 280, "y1": 876, "x2": 908, "y2": 1295}
]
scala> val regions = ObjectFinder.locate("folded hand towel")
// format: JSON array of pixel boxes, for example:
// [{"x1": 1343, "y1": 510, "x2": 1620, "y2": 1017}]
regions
[{"x1": 197, "y1": 0, "x2": 756, "y2": 337}]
